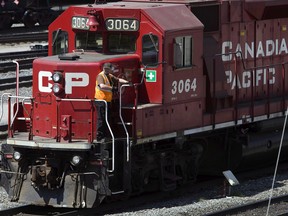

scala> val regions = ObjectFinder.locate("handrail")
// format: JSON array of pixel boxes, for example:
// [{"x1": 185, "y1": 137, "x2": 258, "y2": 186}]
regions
[
  {"x1": 0, "y1": 94, "x2": 32, "y2": 138},
  {"x1": 118, "y1": 67, "x2": 146, "y2": 162},
  {"x1": 8, "y1": 95, "x2": 33, "y2": 127},
  {"x1": 21, "y1": 98, "x2": 32, "y2": 118},
  {"x1": 59, "y1": 98, "x2": 115, "y2": 172},
  {"x1": 13, "y1": 61, "x2": 19, "y2": 127},
  {"x1": 94, "y1": 99, "x2": 115, "y2": 173},
  {"x1": 60, "y1": 98, "x2": 92, "y2": 102},
  {"x1": 0, "y1": 93, "x2": 12, "y2": 124},
  {"x1": 4, "y1": 95, "x2": 117, "y2": 172},
  {"x1": 119, "y1": 84, "x2": 132, "y2": 162},
  {"x1": 22, "y1": 97, "x2": 33, "y2": 140}
]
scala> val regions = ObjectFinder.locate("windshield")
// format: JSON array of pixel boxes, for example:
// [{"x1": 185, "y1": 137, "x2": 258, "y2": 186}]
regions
[
  {"x1": 75, "y1": 32, "x2": 103, "y2": 52},
  {"x1": 108, "y1": 33, "x2": 136, "y2": 54},
  {"x1": 75, "y1": 32, "x2": 136, "y2": 54}
]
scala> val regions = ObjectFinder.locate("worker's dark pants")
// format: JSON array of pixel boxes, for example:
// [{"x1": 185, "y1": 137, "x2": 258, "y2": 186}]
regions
[{"x1": 95, "y1": 101, "x2": 110, "y2": 139}]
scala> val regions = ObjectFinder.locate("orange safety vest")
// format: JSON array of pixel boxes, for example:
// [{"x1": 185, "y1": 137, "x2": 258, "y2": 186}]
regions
[{"x1": 95, "y1": 72, "x2": 113, "y2": 102}]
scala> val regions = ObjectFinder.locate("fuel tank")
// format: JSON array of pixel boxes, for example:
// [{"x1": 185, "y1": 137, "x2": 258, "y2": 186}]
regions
[{"x1": 199, "y1": 117, "x2": 288, "y2": 175}]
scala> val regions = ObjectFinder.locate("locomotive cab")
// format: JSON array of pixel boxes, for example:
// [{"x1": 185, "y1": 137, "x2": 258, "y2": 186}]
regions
[{"x1": 47, "y1": 2, "x2": 206, "y2": 139}]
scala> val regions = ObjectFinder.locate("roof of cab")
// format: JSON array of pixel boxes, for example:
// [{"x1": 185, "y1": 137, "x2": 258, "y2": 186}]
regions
[
  {"x1": 76, "y1": 2, "x2": 203, "y2": 32},
  {"x1": 139, "y1": 3, "x2": 203, "y2": 32},
  {"x1": 49, "y1": 2, "x2": 203, "y2": 45}
]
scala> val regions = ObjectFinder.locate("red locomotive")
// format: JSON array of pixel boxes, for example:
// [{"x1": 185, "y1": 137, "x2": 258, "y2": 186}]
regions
[{"x1": 1, "y1": 0, "x2": 288, "y2": 208}]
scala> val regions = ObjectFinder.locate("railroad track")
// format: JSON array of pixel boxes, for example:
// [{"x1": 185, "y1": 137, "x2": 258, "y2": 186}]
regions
[
  {"x1": 0, "y1": 205, "x2": 85, "y2": 216},
  {"x1": 0, "y1": 75, "x2": 33, "y2": 90},
  {"x1": 0, "y1": 125, "x2": 7, "y2": 131},
  {"x1": 0, "y1": 59, "x2": 34, "y2": 72},
  {"x1": 0, "y1": 50, "x2": 46, "y2": 90},
  {"x1": 0, "y1": 27, "x2": 48, "y2": 43},
  {"x1": 0, "y1": 50, "x2": 48, "y2": 72},
  {"x1": 0, "y1": 50, "x2": 47, "y2": 59},
  {"x1": 1, "y1": 188, "x2": 288, "y2": 216},
  {"x1": 207, "y1": 194, "x2": 288, "y2": 215},
  {"x1": 0, "y1": 125, "x2": 8, "y2": 139}
]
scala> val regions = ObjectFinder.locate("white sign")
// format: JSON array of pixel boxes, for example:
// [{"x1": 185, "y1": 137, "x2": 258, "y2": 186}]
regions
[
  {"x1": 222, "y1": 38, "x2": 288, "y2": 61},
  {"x1": 225, "y1": 67, "x2": 275, "y2": 90},
  {"x1": 221, "y1": 38, "x2": 285, "y2": 89},
  {"x1": 38, "y1": 71, "x2": 89, "y2": 94},
  {"x1": 72, "y1": 16, "x2": 89, "y2": 30},
  {"x1": 171, "y1": 78, "x2": 197, "y2": 95}
]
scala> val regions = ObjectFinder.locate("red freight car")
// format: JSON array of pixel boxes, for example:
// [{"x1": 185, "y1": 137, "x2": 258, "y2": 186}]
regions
[
  {"x1": 1, "y1": 0, "x2": 288, "y2": 208},
  {"x1": 0, "y1": 0, "x2": 94, "y2": 29}
]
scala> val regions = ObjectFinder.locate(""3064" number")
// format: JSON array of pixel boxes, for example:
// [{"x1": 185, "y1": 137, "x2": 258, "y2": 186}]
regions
[
  {"x1": 171, "y1": 78, "x2": 197, "y2": 95},
  {"x1": 105, "y1": 18, "x2": 139, "y2": 31}
]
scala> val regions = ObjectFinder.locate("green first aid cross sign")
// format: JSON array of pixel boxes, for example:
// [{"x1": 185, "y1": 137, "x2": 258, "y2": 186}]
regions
[{"x1": 146, "y1": 70, "x2": 157, "y2": 82}]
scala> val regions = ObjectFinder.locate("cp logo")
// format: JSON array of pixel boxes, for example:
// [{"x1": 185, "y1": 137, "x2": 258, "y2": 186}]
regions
[{"x1": 38, "y1": 71, "x2": 89, "y2": 94}]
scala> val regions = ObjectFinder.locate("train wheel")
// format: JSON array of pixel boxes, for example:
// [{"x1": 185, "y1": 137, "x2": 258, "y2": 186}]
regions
[
  {"x1": 23, "y1": 10, "x2": 37, "y2": 28},
  {"x1": 0, "y1": 14, "x2": 12, "y2": 30}
]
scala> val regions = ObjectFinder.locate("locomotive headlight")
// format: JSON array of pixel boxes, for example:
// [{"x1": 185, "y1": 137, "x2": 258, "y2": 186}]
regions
[
  {"x1": 71, "y1": 155, "x2": 82, "y2": 166},
  {"x1": 52, "y1": 83, "x2": 63, "y2": 95},
  {"x1": 13, "y1": 151, "x2": 21, "y2": 161},
  {"x1": 52, "y1": 72, "x2": 63, "y2": 83}
]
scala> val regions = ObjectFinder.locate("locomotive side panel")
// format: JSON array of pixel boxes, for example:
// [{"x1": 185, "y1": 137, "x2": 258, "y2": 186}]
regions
[
  {"x1": 134, "y1": 4, "x2": 206, "y2": 138},
  {"x1": 201, "y1": 1, "x2": 288, "y2": 128},
  {"x1": 163, "y1": 30, "x2": 205, "y2": 104},
  {"x1": 228, "y1": 20, "x2": 288, "y2": 115},
  {"x1": 197, "y1": 0, "x2": 288, "y2": 174}
]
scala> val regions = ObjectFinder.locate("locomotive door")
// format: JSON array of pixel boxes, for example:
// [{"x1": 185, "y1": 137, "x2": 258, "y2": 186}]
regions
[{"x1": 140, "y1": 23, "x2": 163, "y2": 104}]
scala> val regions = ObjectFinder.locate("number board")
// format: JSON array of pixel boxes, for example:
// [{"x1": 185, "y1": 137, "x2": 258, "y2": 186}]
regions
[
  {"x1": 72, "y1": 16, "x2": 89, "y2": 30},
  {"x1": 105, "y1": 18, "x2": 139, "y2": 31}
]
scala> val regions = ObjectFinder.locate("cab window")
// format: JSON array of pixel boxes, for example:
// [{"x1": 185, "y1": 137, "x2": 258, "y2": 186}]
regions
[
  {"x1": 142, "y1": 34, "x2": 158, "y2": 66},
  {"x1": 174, "y1": 36, "x2": 193, "y2": 68},
  {"x1": 108, "y1": 33, "x2": 136, "y2": 53},
  {"x1": 75, "y1": 32, "x2": 103, "y2": 52},
  {"x1": 52, "y1": 30, "x2": 68, "y2": 55}
]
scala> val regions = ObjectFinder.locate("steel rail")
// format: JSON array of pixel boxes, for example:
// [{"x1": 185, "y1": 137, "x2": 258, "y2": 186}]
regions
[
  {"x1": 0, "y1": 50, "x2": 48, "y2": 72},
  {"x1": 0, "y1": 30, "x2": 48, "y2": 43},
  {"x1": 0, "y1": 76, "x2": 32, "y2": 90},
  {"x1": 0, "y1": 204, "x2": 83, "y2": 216},
  {"x1": 0, "y1": 50, "x2": 48, "y2": 60},
  {"x1": 0, "y1": 59, "x2": 34, "y2": 72},
  {"x1": 206, "y1": 194, "x2": 288, "y2": 216},
  {"x1": 0, "y1": 205, "x2": 33, "y2": 215},
  {"x1": 0, "y1": 125, "x2": 7, "y2": 134}
]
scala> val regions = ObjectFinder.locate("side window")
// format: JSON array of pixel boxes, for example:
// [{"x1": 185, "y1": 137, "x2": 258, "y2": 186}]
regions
[
  {"x1": 142, "y1": 34, "x2": 158, "y2": 66},
  {"x1": 174, "y1": 36, "x2": 193, "y2": 68},
  {"x1": 52, "y1": 30, "x2": 68, "y2": 55}
]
